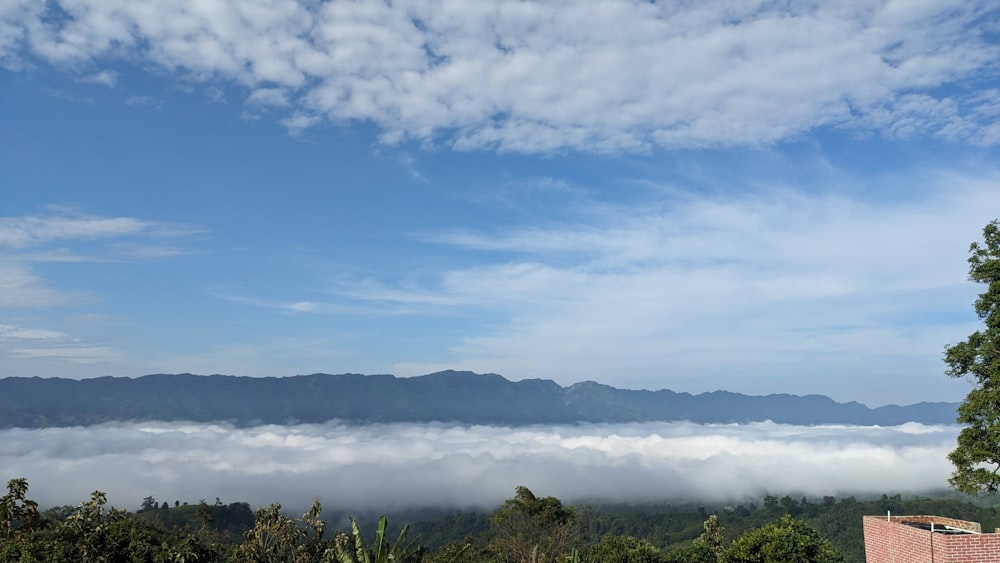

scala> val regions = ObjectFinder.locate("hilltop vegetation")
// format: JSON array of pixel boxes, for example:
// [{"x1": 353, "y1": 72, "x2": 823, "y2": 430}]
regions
[{"x1": 5, "y1": 477, "x2": 999, "y2": 562}]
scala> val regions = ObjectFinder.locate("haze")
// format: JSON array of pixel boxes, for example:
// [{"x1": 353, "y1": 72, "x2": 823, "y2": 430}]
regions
[{"x1": 0, "y1": 421, "x2": 957, "y2": 512}]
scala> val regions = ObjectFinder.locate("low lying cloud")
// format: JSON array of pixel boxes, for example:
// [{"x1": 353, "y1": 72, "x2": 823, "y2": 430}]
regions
[{"x1": 0, "y1": 421, "x2": 957, "y2": 514}]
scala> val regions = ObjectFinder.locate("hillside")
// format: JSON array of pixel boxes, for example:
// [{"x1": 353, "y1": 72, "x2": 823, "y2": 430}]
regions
[{"x1": 0, "y1": 370, "x2": 959, "y2": 428}]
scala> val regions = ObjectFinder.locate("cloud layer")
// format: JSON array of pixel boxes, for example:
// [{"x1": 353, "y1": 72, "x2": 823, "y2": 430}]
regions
[
  {"x1": 0, "y1": 421, "x2": 957, "y2": 513},
  {"x1": 2, "y1": 0, "x2": 997, "y2": 152}
]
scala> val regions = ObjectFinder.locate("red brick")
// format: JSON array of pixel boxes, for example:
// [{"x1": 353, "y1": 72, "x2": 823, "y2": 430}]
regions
[{"x1": 864, "y1": 515, "x2": 1000, "y2": 562}]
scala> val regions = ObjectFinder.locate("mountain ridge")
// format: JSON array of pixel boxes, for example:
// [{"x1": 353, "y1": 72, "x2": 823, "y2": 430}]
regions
[{"x1": 0, "y1": 370, "x2": 959, "y2": 428}]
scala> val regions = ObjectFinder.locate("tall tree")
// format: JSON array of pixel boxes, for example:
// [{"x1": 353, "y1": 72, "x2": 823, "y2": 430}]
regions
[
  {"x1": 0, "y1": 478, "x2": 39, "y2": 542},
  {"x1": 235, "y1": 503, "x2": 306, "y2": 562},
  {"x1": 489, "y1": 486, "x2": 578, "y2": 563},
  {"x1": 946, "y1": 219, "x2": 1000, "y2": 494},
  {"x1": 693, "y1": 514, "x2": 725, "y2": 561}
]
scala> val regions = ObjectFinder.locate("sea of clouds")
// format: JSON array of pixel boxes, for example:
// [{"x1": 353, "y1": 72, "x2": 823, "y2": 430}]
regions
[{"x1": 0, "y1": 421, "x2": 958, "y2": 513}]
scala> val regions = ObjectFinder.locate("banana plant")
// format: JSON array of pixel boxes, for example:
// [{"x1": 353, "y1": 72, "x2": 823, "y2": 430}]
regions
[{"x1": 331, "y1": 515, "x2": 425, "y2": 563}]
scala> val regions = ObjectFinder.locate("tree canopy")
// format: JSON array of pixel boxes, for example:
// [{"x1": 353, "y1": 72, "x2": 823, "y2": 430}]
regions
[
  {"x1": 723, "y1": 514, "x2": 843, "y2": 563},
  {"x1": 19, "y1": 477, "x2": 998, "y2": 563},
  {"x1": 489, "y1": 486, "x2": 578, "y2": 562},
  {"x1": 946, "y1": 219, "x2": 1000, "y2": 494},
  {"x1": 586, "y1": 534, "x2": 665, "y2": 563}
]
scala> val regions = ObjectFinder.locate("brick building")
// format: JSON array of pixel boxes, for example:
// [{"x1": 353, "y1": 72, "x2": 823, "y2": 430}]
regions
[{"x1": 863, "y1": 514, "x2": 1000, "y2": 562}]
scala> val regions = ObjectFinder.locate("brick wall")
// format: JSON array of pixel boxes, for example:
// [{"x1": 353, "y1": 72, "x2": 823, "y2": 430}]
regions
[
  {"x1": 863, "y1": 515, "x2": 1000, "y2": 562},
  {"x1": 934, "y1": 533, "x2": 1000, "y2": 562}
]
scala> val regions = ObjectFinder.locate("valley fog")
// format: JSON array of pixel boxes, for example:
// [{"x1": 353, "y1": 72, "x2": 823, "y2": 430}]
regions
[{"x1": 0, "y1": 421, "x2": 957, "y2": 513}]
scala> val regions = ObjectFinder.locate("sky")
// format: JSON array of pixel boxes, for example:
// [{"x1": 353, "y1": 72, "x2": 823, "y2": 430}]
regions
[
  {"x1": 0, "y1": 420, "x2": 958, "y2": 511},
  {"x1": 2, "y1": 0, "x2": 1000, "y2": 406}
]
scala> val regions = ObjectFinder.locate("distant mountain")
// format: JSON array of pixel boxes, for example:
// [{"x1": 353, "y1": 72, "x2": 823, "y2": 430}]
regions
[{"x1": 0, "y1": 370, "x2": 959, "y2": 428}]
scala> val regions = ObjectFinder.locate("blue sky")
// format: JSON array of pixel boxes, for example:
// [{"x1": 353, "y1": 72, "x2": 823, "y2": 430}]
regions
[{"x1": 1, "y1": 0, "x2": 999, "y2": 406}]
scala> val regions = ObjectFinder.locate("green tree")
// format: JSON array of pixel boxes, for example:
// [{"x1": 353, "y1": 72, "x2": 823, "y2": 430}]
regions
[
  {"x1": 693, "y1": 514, "x2": 724, "y2": 561},
  {"x1": 1, "y1": 478, "x2": 220, "y2": 563},
  {"x1": 235, "y1": 503, "x2": 307, "y2": 562},
  {"x1": 946, "y1": 219, "x2": 1000, "y2": 494},
  {"x1": 489, "y1": 486, "x2": 578, "y2": 563},
  {"x1": 64, "y1": 489, "x2": 111, "y2": 562},
  {"x1": 663, "y1": 544, "x2": 717, "y2": 563},
  {"x1": 425, "y1": 536, "x2": 487, "y2": 563},
  {"x1": 584, "y1": 534, "x2": 664, "y2": 563},
  {"x1": 233, "y1": 500, "x2": 330, "y2": 563},
  {"x1": 299, "y1": 498, "x2": 330, "y2": 562},
  {"x1": 0, "y1": 478, "x2": 40, "y2": 542},
  {"x1": 723, "y1": 514, "x2": 843, "y2": 563}
]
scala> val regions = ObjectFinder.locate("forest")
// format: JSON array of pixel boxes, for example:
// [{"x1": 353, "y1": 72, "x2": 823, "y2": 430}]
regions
[{"x1": 4, "y1": 477, "x2": 1000, "y2": 562}]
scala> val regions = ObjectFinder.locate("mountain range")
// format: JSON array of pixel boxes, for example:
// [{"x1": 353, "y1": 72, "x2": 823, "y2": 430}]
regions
[{"x1": 0, "y1": 370, "x2": 960, "y2": 428}]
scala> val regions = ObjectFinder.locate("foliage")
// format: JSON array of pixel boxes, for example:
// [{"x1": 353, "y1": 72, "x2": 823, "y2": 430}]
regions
[
  {"x1": 135, "y1": 496, "x2": 254, "y2": 543},
  {"x1": 0, "y1": 478, "x2": 441, "y2": 563},
  {"x1": 584, "y1": 534, "x2": 664, "y2": 562},
  {"x1": 946, "y1": 219, "x2": 1000, "y2": 494},
  {"x1": 411, "y1": 510, "x2": 491, "y2": 552},
  {"x1": 723, "y1": 514, "x2": 843, "y2": 563},
  {"x1": 11, "y1": 476, "x2": 1000, "y2": 563},
  {"x1": 693, "y1": 513, "x2": 725, "y2": 560},
  {"x1": 0, "y1": 481, "x2": 223, "y2": 563},
  {"x1": 422, "y1": 535, "x2": 488, "y2": 563},
  {"x1": 236, "y1": 502, "x2": 309, "y2": 562},
  {"x1": 332, "y1": 515, "x2": 425, "y2": 563},
  {"x1": 0, "y1": 478, "x2": 40, "y2": 542},
  {"x1": 661, "y1": 542, "x2": 717, "y2": 563},
  {"x1": 489, "y1": 486, "x2": 579, "y2": 563}
]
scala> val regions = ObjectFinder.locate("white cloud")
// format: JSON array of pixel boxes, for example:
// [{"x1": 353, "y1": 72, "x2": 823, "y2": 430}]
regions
[
  {"x1": 0, "y1": 421, "x2": 957, "y2": 513},
  {"x1": 369, "y1": 171, "x2": 999, "y2": 403},
  {"x1": 12, "y1": 345, "x2": 118, "y2": 363},
  {"x1": 0, "y1": 259, "x2": 70, "y2": 307},
  {"x1": 79, "y1": 69, "x2": 116, "y2": 86},
  {"x1": 280, "y1": 112, "x2": 321, "y2": 134},
  {"x1": 0, "y1": 0, "x2": 36, "y2": 69},
  {"x1": 0, "y1": 322, "x2": 117, "y2": 365},
  {"x1": 246, "y1": 87, "x2": 290, "y2": 107},
  {"x1": 207, "y1": 291, "x2": 342, "y2": 315},
  {"x1": 106, "y1": 242, "x2": 194, "y2": 260},
  {"x1": 2, "y1": 0, "x2": 997, "y2": 152},
  {"x1": 0, "y1": 210, "x2": 153, "y2": 249},
  {"x1": 0, "y1": 209, "x2": 202, "y2": 313},
  {"x1": 0, "y1": 324, "x2": 66, "y2": 341},
  {"x1": 199, "y1": 165, "x2": 997, "y2": 404},
  {"x1": 0, "y1": 210, "x2": 201, "y2": 374}
]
